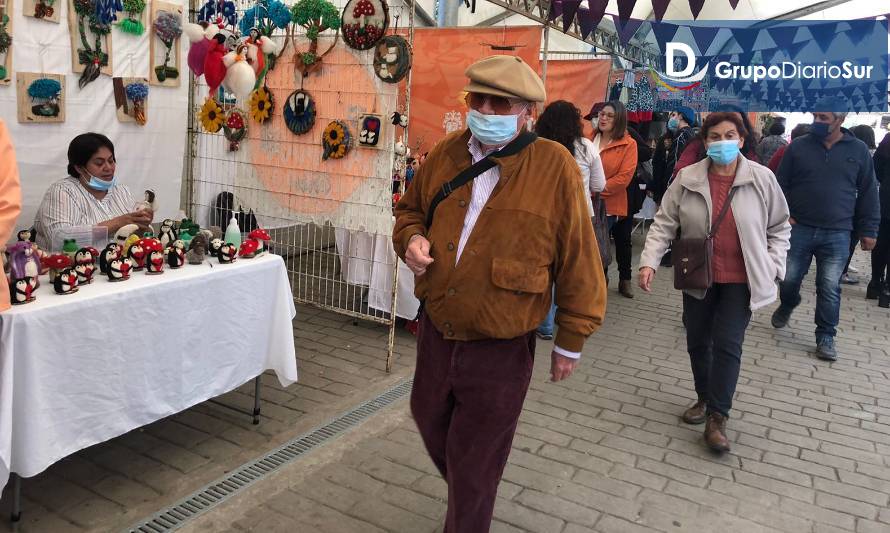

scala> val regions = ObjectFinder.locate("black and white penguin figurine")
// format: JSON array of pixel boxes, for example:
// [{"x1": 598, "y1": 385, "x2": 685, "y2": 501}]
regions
[
  {"x1": 208, "y1": 237, "x2": 224, "y2": 257},
  {"x1": 53, "y1": 267, "x2": 79, "y2": 294},
  {"x1": 10, "y1": 277, "x2": 35, "y2": 304},
  {"x1": 99, "y1": 244, "x2": 120, "y2": 275},
  {"x1": 158, "y1": 219, "x2": 178, "y2": 249},
  {"x1": 74, "y1": 262, "x2": 96, "y2": 284},
  {"x1": 167, "y1": 246, "x2": 185, "y2": 269},
  {"x1": 217, "y1": 243, "x2": 237, "y2": 264},
  {"x1": 146, "y1": 250, "x2": 165, "y2": 274},
  {"x1": 107, "y1": 258, "x2": 131, "y2": 282},
  {"x1": 127, "y1": 243, "x2": 146, "y2": 270}
]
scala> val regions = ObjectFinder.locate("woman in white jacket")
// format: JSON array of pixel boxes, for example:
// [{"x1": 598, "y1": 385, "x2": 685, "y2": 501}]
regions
[
  {"x1": 534, "y1": 100, "x2": 606, "y2": 340},
  {"x1": 638, "y1": 112, "x2": 791, "y2": 453}
]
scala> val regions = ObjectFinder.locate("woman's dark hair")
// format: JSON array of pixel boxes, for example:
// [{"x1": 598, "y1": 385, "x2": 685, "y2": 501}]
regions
[
  {"x1": 850, "y1": 125, "x2": 876, "y2": 149},
  {"x1": 790, "y1": 123, "x2": 811, "y2": 140},
  {"x1": 596, "y1": 101, "x2": 628, "y2": 139},
  {"x1": 67, "y1": 133, "x2": 115, "y2": 178},
  {"x1": 535, "y1": 100, "x2": 583, "y2": 156},
  {"x1": 877, "y1": 132, "x2": 890, "y2": 157},
  {"x1": 714, "y1": 104, "x2": 757, "y2": 153},
  {"x1": 700, "y1": 112, "x2": 749, "y2": 141},
  {"x1": 768, "y1": 122, "x2": 786, "y2": 136}
]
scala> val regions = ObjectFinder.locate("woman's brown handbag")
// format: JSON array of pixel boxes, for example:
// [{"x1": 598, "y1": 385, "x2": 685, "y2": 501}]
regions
[{"x1": 672, "y1": 187, "x2": 737, "y2": 291}]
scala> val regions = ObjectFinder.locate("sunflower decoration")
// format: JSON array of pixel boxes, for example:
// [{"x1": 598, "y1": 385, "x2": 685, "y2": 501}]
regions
[
  {"x1": 199, "y1": 97, "x2": 224, "y2": 133},
  {"x1": 322, "y1": 120, "x2": 351, "y2": 160},
  {"x1": 248, "y1": 85, "x2": 274, "y2": 123},
  {"x1": 223, "y1": 108, "x2": 248, "y2": 151}
]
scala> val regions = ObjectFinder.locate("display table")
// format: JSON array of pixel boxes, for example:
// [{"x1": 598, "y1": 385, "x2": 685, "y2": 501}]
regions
[{"x1": 0, "y1": 253, "x2": 298, "y2": 500}]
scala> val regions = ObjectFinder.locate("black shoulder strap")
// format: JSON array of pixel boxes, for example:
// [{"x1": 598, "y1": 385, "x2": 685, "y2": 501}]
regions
[
  {"x1": 708, "y1": 186, "x2": 738, "y2": 238},
  {"x1": 425, "y1": 131, "x2": 538, "y2": 228}
]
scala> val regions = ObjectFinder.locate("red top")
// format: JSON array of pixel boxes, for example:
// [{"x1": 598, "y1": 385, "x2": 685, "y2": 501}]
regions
[{"x1": 709, "y1": 172, "x2": 747, "y2": 284}]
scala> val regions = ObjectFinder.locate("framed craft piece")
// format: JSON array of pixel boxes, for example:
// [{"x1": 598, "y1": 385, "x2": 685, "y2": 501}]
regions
[
  {"x1": 17, "y1": 72, "x2": 65, "y2": 123},
  {"x1": 283, "y1": 89, "x2": 316, "y2": 135},
  {"x1": 358, "y1": 113, "x2": 382, "y2": 148},
  {"x1": 24, "y1": 0, "x2": 59, "y2": 23},
  {"x1": 119, "y1": 0, "x2": 147, "y2": 35},
  {"x1": 322, "y1": 120, "x2": 351, "y2": 160},
  {"x1": 290, "y1": 0, "x2": 340, "y2": 77},
  {"x1": 149, "y1": 1, "x2": 183, "y2": 87},
  {"x1": 0, "y1": 0, "x2": 12, "y2": 85},
  {"x1": 68, "y1": 0, "x2": 114, "y2": 88},
  {"x1": 373, "y1": 35, "x2": 411, "y2": 84},
  {"x1": 340, "y1": 0, "x2": 387, "y2": 51},
  {"x1": 113, "y1": 76, "x2": 149, "y2": 124}
]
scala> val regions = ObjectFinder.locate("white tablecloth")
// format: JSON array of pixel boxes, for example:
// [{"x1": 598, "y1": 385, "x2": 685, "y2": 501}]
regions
[
  {"x1": 0, "y1": 253, "x2": 298, "y2": 494},
  {"x1": 334, "y1": 229, "x2": 420, "y2": 320}
]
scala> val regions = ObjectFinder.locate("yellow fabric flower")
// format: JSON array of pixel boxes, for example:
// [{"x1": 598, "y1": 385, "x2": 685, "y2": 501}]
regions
[
  {"x1": 199, "y1": 97, "x2": 224, "y2": 133},
  {"x1": 249, "y1": 87, "x2": 273, "y2": 123},
  {"x1": 322, "y1": 121, "x2": 351, "y2": 160}
]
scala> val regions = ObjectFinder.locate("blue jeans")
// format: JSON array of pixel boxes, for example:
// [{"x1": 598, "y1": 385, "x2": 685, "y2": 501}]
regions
[
  {"x1": 538, "y1": 288, "x2": 557, "y2": 336},
  {"x1": 778, "y1": 224, "x2": 851, "y2": 341}
]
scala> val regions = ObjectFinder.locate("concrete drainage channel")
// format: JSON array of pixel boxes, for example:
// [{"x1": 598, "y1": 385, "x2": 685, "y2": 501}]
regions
[{"x1": 126, "y1": 378, "x2": 414, "y2": 532}]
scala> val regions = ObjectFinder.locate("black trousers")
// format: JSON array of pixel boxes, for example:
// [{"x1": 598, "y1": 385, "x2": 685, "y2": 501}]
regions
[
  {"x1": 872, "y1": 218, "x2": 890, "y2": 283},
  {"x1": 606, "y1": 215, "x2": 633, "y2": 281},
  {"x1": 683, "y1": 284, "x2": 751, "y2": 418}
]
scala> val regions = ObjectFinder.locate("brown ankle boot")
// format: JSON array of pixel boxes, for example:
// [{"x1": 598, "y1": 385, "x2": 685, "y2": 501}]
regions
[
  {"x1": 618, "y1": 279, "x2": 634, "y2": 298},
  {"x1": 681, "y1": 398, "x2": 707, "y2": 425},
  {"x1": 704, "y1": 412, "x2": 730, "y2": 453}
]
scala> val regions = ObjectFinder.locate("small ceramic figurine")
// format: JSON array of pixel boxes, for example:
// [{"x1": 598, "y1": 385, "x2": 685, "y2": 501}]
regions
[
  {"x1": 8, "y1": 241, "x2": 41, "y2": 284},
  {"x1": 62, "y1": 239, "x2": 79, "y2": 260},
  {"x1": 17, "y1": 228, "x2": 36, "y2": 242},
  {"x1": 247, "y1": 228, "x2": 272, "y2": 254},
  {"x1": 217, "y1": 243, "x2": 237, "y2": 264},
  {"x1": 208, "y1": 237, "x2": 224, "y2": 257},
  {"x1": 10, "y1": 277, "x2": 36, "y2": 305},
  {"x1": 166, "y1": 245, "x2": 185, "y2": 269},
  {"x1": 53, "y1": 267, "x2": 79, "y2": 294},
  {"x1": 107, "y1": 258, "x2": 131, "y2": 281},
  {"x1": 74, "y1": 262, "x2": 96, "y2": 284},
  {"x1": 43, "y1": 254, "x2": 74, "y2": 283},
  {"x1": 238, "y1": 239, "x2": 259, "y2": 258},
  {"x1": 134, "y1": 189, "x2": 157, "y2": 212},
  {"x1": 187, "y1": 234, "x2": 207, "y2": 265},
  {"x1": 158, "y1": 219, "x2": 178, "y2": 249},
  {"x1": 99, "y1": 244, "x2": 120, "y2": 275},
  {"x1": 127, "y1": 243, "x2": 146, "y2": 270},
  {"x1": 146, "y1": 250, "x2": 165, "y2": 274}
]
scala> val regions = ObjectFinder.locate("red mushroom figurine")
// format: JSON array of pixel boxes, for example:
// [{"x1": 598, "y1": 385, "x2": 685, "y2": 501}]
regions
[
  {"x1": 139, "y1": 237, "x2": 164, "y2": 255},
  {"x1": 239, "y1": 238, "x2": 260, "y2": 258},
  {"x1": 42, "y1": 254, "x2": 73, "y2": 283},
  {"x1": 247, "y1": 228, "x2": 272, "y2": 254}
]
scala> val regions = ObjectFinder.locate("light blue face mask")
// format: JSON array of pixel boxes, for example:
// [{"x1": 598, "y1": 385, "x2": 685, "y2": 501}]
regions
[
  {"x1": 667, "y1": 117, "x2": 680, "y2": 131},
  {"x1": 466, "y1": 109, "x2": 521, "y2": 146},
  {"x1": 84, "y1": 172, "x2": 117, "y2": 191},
  {"x1": 706, "y1": 139, "x2": 741, "y2": 165}
]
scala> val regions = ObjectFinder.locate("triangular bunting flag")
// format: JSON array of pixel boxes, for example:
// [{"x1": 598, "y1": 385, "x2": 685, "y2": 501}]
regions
[
  {"x1": 767, "y1": 26, "x2": 797, "y2": 51},
  {"x1": 652, "y1": 0, "x2": 671, "y2": 21},
  {"x1": 577, "y1": 6, "x2": 606, "y2": 40},
  {"x1": 689, "y1": 25, "x2": 720, "y2": 56},
  {"x1": 611, "y1": 15, "x2": 645, "y2": 45},
  {"x1": 844, "y1": 20, "x2": 872, "y2": 46},
  {"x1": 808, "y1": 21, "x2": 838, "y2": 53},
  {"x1": 548, "y1": 0, "x2": 562, "y2": 21},
  {"x1": 617, "y1": 0, "x2": 636, "y2": 21},
  {"x1": 737, "y1": 51, "x2": 755, "y2": 66},
  {"x1": 729, "y1": 0, "x2": 740, "y2": 8},
  {"x1": 560, "y1": 0, "x2": 582, "y2": 32},
  {"x1": 650, "y1": 21, "x2": 679, "y2": 53},
  {"x1": 731, "y1": 27, "x2": 760, "y2": 53},
  {"x1": 788, "y1": 40, "x2": 809, "y2": 59},
  {"x1": 689, "y1": 0, "x2": 705, "y2": 19}
]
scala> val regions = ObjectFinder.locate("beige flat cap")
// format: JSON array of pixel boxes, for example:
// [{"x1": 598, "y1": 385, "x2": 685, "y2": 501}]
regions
[{"x1": 463, "y1": 55, "x2": 546, "y2": 103}]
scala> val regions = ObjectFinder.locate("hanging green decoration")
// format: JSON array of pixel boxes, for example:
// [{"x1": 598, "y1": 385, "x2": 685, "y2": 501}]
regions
[
  {"x1": 119, "y1": 0, "x2": 146, "y2": 35},
  {"x1": 0, "y1": 14, "x2": 10, "y2": 81},
  {"x1": 73, "y1": 0, "x2": 111, "y2": 88},
  {"x1": 290, "y1": 0, "x2": 340, "y2": 77},
  {"x1": 28, "y1": 78, "x2": 63, "y2": 117},
  {"x1": 153, "y1": 10, "x2": 182, "y2": 81}
]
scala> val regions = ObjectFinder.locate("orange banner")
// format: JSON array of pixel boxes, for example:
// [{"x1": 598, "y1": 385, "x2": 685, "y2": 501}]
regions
[
  {"x1": 544, "y1": 59, "x2": 611, "y2": 138},
  {"x1": 407, "y1": 27, "x2": 542, "y2": 155}
]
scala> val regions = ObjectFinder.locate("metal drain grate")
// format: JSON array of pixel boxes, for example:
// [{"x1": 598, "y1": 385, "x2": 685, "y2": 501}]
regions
[{"x1": 126, "y1": 378, "x2": 413, "y2": 533}]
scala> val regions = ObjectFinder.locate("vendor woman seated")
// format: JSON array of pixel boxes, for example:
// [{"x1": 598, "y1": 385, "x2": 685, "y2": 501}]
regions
[{"x1": 34, "y1": 133, "x2": 153, "y2": 251}]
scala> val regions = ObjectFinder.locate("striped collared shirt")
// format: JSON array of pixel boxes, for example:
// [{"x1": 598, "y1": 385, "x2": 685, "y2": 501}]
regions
[{"x1": 34, "y1": 177, "x2": 135, "y2": 251}]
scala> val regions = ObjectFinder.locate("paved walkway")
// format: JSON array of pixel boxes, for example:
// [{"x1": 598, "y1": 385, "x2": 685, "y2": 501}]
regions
[{"x1": 2, "y1": 247, "x2": 889, "y2": 533}]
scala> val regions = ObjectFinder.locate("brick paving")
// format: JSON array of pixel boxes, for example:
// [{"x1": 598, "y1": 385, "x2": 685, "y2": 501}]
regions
[{"x1": 2, "y1": 244, "x2": 889, "y2": 533}]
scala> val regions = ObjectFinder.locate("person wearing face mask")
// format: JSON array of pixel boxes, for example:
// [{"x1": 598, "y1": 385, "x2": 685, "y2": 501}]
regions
[
  {"x1": 33, "y1": 133, "x2": 153, "y2": 251},
  {"x1": 638, "y1": 112, "x2": 791, "y2": 453},
  {"x1": 393, "y1": 55, "x2": 606, "y2": 533},
  {"x1": 772, "y1": 97, "x2": 881, "y2": 361}
]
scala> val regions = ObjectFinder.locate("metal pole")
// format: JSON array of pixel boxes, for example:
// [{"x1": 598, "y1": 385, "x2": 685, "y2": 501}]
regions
[
  {"x1": 10, "y1": 473, "x2": 21, "y2": 523},
  {"x1": 252, "y1": 376, "x2": 261, "y2": 425},
  {"x1": 541, "y1": 25, "x2": 550, "y2": 83}
]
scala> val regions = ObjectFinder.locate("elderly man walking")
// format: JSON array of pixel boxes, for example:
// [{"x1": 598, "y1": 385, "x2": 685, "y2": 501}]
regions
[
  {"x1": 393, "y1": 55, "x2": 607, "y2": 532},
  {"x1": 772, "y1": 98, "x2": 880, "y2": 360}
]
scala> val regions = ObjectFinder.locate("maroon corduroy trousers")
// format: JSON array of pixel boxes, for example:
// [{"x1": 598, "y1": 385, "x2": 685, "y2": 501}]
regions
[{"x1": 411, "y1": 314, "x2": 535, "y2": 533}]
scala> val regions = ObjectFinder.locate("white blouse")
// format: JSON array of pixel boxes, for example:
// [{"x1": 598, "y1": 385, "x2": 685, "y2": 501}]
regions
[{"x1": 574, "y1": 137, "x2": 607, "y2": 216}]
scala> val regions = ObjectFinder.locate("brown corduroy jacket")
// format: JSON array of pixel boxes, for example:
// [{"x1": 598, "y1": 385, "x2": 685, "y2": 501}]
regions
[{"x1": 393, "y1": 129, "x2": 607, "y2": 353}]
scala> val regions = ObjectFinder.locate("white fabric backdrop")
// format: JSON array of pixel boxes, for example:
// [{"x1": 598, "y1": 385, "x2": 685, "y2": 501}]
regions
[
  {"x1": 0, "y1": 253, "x2": 298, "y2": 493},
  {"x1": 1, "y1": 0, "x2": 189, "y2": 244}
]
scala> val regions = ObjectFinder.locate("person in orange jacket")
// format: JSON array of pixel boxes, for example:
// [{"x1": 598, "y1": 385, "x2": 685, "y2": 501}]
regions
[{"x1": 0, "y1": 118, "x2": 24, "y2": 312}]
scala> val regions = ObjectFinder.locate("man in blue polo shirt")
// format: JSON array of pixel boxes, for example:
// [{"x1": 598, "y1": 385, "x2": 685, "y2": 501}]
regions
[{"x1": 771, "y1": 98, "x2": 880, "y2": 361}]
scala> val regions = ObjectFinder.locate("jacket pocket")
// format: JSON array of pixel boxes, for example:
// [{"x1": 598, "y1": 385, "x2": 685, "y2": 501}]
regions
[{"x1": 491, "y1": 258, "x2": 549, "y2": 294}]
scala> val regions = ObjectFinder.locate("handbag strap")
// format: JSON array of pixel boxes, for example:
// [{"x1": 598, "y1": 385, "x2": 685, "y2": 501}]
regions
[
  {"x1": 425, "y1": 131, "x2": 538, "y2": 228},
  {"x1": 708, "y1": 186, "x2": 738, "y2": 239}
]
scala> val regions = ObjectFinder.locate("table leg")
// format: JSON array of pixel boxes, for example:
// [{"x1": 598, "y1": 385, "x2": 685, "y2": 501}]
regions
[
  {"x1": 252, "y1": 376, "x2": 261, "y2": 425},
  {"x1": 10, "y1": 473, "x2": 21, "y2": 523}
]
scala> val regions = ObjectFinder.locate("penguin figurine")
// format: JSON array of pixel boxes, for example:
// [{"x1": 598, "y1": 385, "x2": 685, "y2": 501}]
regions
[
  {"x1": 217, "y1": 243, "x2": 237, "y2": 264},
  {"x1": 167, "y1": 246, "x2": 185, "y2": 269},
  {"x1": 107, "y1": 258, "x2": 131, "y2": 282},
  {"x1": 74, "y1": 248, "x2": 95, "y2": 267},
  {"x1": 99, "y1": 244, "x2": 120, "y2": 275},
  {"x1": 53, "y1": 267, "x2": 79, "y2": 294},
  {"x1": 74, "y1": 262, "x2": 96, "y2": 285},
  {"x1": 10, "y1": 277, "x2": 35, "y2": 304},
  {"x1": 146, "y1": 250, "x2": 166, "y2": 274},
  {"x1": 158, "y1": 219, "x2": 178, "y2": 249},
  {"x1": 208, "y1": 237, "x2": 224, "y2": 257},
  {"x1": 127, "y1": 243, "x2": 146, "y2": 270}
]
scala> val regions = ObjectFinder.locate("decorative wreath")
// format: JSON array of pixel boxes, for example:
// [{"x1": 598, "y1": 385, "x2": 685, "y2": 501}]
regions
[
  {"x1": 373, "y1": 35, "x2": 411, "y2": 84},
  {"x1": 248, "y1": 85, "x2": 274, "y2": 123},
  {"x1": 199, "y1": 97, "x2": 224, "y2": 132},
  {"x1": 283, "y1": 89, "x2": 316, "y2": 135},
  {"x1": 340, "y1": 0, "x2": 387, "y2": 50},
  {"x1": 322, "y1": 120, "x2": 351, "y2": 160},
  {"x1": 223, "y1": 108, "x2": 248, "y2": 151}
]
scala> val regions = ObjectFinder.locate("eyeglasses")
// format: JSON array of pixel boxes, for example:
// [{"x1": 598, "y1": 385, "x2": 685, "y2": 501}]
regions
[
  {"x1": 466, "y1": 93, "x2": 523, "y2": 114},
  {"x1": 597, "y1": 112, "x2": 616, "y2": 120}
]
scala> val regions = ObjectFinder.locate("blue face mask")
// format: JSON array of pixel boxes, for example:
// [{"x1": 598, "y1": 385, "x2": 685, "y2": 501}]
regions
[
  {"x1": 85, "y1": 173, "x2": 117, "y2": 191},
  {"x1": 706, "y1": 139, "x2": 741, "y2": 165},
  {"x1": 466, "y1": 109, "x2": 521, "y2": 146},
  {"x1": 810, "y1": 121, "x2": 831, "y2": 139},
  {"x1": 667, "y1": 117, "x2": 680, "y2": 131}
]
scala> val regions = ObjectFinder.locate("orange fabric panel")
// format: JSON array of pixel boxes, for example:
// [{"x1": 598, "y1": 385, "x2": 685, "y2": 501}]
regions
[
  {"x1": 544, "y1": 59, "x2": 611, "y2": 139},
  {"x1": 407, "y1": 27, "x2": 542, "y2": 155}
]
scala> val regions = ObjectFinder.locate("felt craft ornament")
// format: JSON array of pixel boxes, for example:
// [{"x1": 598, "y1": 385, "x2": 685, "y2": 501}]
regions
[
  {"x1": 223, "y1": 108, "x2": 248, "y2": 151},
  {"x1": 239, "y1": 0, "x2": 288, "y2": 83},
  {"x1": 248, "y1": 228, "x2": 271, "y2": 253},
  {"x1": 199, "y1": 96, "x2": 225, "y2": 132},
  {"x1": 28, "y1": 0, "x2": 57, "y2": 21},
  {"x1": 341, "y1": 0, "x2": 387, "y2": 51},
  {"x1": 72, "y1": 0, "x2": 112, "y2": 88},
  {"x1": 390, "y1": 111, "x2": 408, "y2": 127},
  {"x1": 42, "y1": 254, "x2": 73, "y2": 283},
  {"x1": 9, "y1": 277, "x2": 37, "y2": 305},
  {"x1": 217, "y1": 242, "x2": 237, "y2": 263},
  {"x1": 146, "y1": 249, "x2": 165, "y2": 273},
  {"x1": 248, "y1": 85, "x2": 273, "y2": 123},
  {"x1": 124, "y1": 81, "x2": 148, "y2": 125},
  {"x1": 197, "y1": 0, "x2": 237, "y2": 30},
  {"x1": 221, "y1": 45, "x2": 256, "y2": 100},
  {"x1": 119, "y1": 0, "x2": 145, "y2": 34},
  {"x1": 26, "y1": 77, "x2": 62, "y2": 118},
  {"x1": 283, "y1": 89, "x2": 315, "y2": 135},
  {"x1": 184, "y1": 22, "x2": 216, "y2": 76},
  {"x1": 373, "y1": 34, "x2": 410, "y2": 83},
  {"x1": 322, "y1": 120, "x2": 351, "y2": 160},
  {"x1": 53, "y1": 267, "x2": 79, "y2": 294},
  {"x1": 152, "y1": 8, "x2": 182, "y2": 83},
  {"x1": 107, "y1": 257, "x2": 131, "y2": 281},
  {"x1": 358, "y1": 114, "x2": 381, "y2": 147},
  {"x1": 7, "y1": 241, "x2": 40, "y2": 286},
  {"x1": 290, "y1": 0, "x2": 340, "y2": 77},
  {"x1": 0, "y1": 12, "x2": 9, "y2": 82}
]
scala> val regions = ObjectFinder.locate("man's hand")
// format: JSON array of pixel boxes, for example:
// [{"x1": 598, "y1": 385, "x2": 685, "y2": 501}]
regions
[
  {"x1": 550, "y1": 352, "x2": 578, "y2": 382},
  {"x1": 639, "y1": 266, "x2": 655, "y2": 293},
  {"x1": 130, "y1": 209, "x2": 154, "y2": 227},
  {"x1": 789, "y1": 217, "x2": 797, "y2": 225},
  {"x1": 861, "y1": 237, "x2": 876, "y2": 251},
  {"x1": 406, "y1": 234, "x2": 434, "y2": 275}
]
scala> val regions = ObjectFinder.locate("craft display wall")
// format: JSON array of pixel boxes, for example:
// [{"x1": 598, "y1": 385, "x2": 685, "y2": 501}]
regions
[{"x1": 0, "y1": 0, "x2": 189, "y2": 239}]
